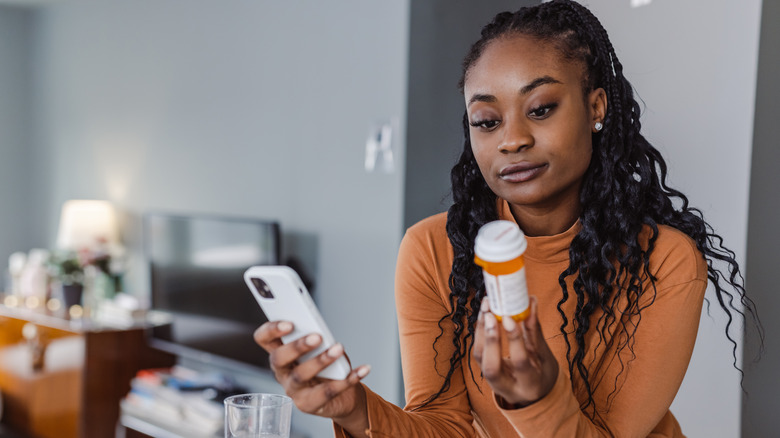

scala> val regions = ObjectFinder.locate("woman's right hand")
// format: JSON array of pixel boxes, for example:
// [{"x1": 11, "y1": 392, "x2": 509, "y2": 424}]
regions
[{"x1": 254, "y1": 321, "x2": 371, "y2": 433}]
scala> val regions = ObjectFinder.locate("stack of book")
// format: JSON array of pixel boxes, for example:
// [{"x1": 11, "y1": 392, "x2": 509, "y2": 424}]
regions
[{"x1": 121, "y1": 366, "x2": 243, "y2": 437}]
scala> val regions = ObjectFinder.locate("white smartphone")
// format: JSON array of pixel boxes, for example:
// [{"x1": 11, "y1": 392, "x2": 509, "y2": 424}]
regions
[{"x1": 244, "y1": 265, "x2": 351, "y2": 380}]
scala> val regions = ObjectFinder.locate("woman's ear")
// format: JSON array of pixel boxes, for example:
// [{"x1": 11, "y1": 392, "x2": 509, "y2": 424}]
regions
[{"x1": 589, "y1": 87, "x2": 607, "y2": 132}]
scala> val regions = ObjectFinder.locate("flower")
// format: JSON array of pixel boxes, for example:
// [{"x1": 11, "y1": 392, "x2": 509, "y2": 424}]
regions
[
  {"x1": 47, "y1": 243, "x2": 125, "y2": 288},
  {"x1": 46, "y1": 250, "x2": 86, "y2": 286}
]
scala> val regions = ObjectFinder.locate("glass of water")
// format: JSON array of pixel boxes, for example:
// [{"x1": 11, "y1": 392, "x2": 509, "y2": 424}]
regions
[{"x1": 224, "y1": 393, "x2": 293, "y2": 438}]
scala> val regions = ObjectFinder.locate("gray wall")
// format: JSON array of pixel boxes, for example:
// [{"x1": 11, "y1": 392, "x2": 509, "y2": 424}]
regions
[
  {"x1": 586, "y1": 1, "x2": 762, "y2": 436},
  {"x1": 26, "y1": 1, "x2": 409, "y2": 436},
  {"x1": 404, "y1": 0, "x2": 536, "y2": 229},
  {"x1": 743, "y1": 0, "x2": 780, "y2": 435},
  {"x1": 0, "y1": 6, "x2": 34, "y2": 271}
]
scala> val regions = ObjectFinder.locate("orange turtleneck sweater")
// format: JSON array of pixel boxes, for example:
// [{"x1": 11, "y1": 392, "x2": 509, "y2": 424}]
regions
[{"x1": 335, "y1": 201, "x2": 707, "y2": 437}]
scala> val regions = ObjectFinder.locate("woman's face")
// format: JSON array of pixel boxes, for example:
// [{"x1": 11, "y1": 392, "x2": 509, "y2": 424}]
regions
[{"x1": 464, "y1": 35, "x2": 606, "y2": 219}]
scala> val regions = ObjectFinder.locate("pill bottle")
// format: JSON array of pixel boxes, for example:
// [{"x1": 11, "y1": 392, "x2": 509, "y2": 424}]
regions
[{"x1": 474, "y1": 220, "x2": 530, "y2": 322}]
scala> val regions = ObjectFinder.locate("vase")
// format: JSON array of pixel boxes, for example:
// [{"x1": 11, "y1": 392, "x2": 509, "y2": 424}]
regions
[
  {"x1": 62, "y1": 283, "x2": 84, "y2": 309},
  {"x1": 81, "y1": 266, "x2": 116, "y2": 314}
]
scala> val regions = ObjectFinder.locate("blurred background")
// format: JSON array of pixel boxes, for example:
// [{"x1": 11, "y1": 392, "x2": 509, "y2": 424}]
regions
[{"x1": 0, "y1": 0, "x2": 776, "y2": 437}]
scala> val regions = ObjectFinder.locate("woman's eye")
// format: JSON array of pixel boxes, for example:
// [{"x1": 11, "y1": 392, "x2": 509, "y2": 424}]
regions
[
  {"x1": 528, "y1": 103, "x2": 557, "y2": 119},
  {"x1": 470, "y1": 119, "x2": 500, "y2": 130}
]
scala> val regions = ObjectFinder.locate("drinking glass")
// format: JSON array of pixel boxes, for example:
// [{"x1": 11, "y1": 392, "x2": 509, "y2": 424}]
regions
[{"x1": 224, "y1": 393, "x2": 293, "y2": 438}]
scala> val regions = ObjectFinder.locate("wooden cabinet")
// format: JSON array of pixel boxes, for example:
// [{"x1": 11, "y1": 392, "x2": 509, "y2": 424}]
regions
[{"x1": 0, "y1": 303, "x2": 175, "y2": 438}]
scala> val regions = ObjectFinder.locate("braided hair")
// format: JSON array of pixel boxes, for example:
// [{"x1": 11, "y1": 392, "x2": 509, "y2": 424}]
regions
[{"x1": 424, "y1": 0, "x2": 763, "y2": 418}]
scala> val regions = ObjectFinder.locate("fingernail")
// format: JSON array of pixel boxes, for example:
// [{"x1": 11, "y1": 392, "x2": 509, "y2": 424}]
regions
[
  {"x1": 484, "y1": 313, "x2": 496, "y2": 331},
  {"x1": 480, "y1": 299, "x2": 489, "y2": 313},
  {"x1": 357, "y1": 365, "x2": 371, "y2": 378},
  {"x1": 502, "y1": 316, "x2": 516, "y2": 332},
  {"x1": 327, "y1": 343, "x2": 344, "y2": 358},
  {"x1": 278, "y1": 321, "x2": 292, "y2": 332},
  {"x1": 305, "y1": 334, "x2": 321, "y2": 346}
]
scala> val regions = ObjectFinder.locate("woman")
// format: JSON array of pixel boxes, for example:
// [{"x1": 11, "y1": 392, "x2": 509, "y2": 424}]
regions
[{"x1": 254, "y1": 1, "x2": 759, "y2": 436}]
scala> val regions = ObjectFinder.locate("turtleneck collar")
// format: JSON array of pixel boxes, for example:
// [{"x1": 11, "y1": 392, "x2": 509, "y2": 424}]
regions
[{"x1": 497, "y1": 199, "x2": 580, "y2": 263}]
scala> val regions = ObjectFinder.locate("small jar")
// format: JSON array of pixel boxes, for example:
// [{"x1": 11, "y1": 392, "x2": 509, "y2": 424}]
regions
[{"x1": 474, "y1": 220, "x2": 530, "y2": 322}]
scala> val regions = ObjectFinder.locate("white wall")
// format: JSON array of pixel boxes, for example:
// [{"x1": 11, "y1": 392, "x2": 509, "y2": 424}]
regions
[
  {"x1": 28, "y1": 1, "x2": 409, "y2": 436},
  {"x1": 584, "y1": 1, "x2": 762, "y2": 436}
]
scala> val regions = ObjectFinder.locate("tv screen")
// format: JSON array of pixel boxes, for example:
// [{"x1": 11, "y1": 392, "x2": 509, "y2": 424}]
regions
[{"x1": 144, "y1": 212, "x2": 279, "y2": 372}]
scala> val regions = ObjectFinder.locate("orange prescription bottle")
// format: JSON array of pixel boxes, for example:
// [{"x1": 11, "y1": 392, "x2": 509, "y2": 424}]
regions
[{"x1": 474, "y1": 220, "x2": 530, "y2": 322}]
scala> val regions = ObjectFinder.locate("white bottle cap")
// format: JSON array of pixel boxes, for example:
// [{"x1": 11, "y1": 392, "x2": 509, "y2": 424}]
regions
[{"x1": 474, "y1": 220, "x2": 527, "y2": 262}]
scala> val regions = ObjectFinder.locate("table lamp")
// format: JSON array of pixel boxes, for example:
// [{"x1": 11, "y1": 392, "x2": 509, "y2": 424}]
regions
[{"x1": 56, "y1": 200, "x2": 120, "y2": 251}]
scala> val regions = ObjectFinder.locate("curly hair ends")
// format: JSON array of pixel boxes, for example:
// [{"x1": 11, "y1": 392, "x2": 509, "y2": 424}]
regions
[{"x1": 419, "y1": 0, "x2": 763, "y2": 417}]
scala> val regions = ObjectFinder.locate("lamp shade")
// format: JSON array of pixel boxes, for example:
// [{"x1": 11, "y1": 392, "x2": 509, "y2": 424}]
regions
[{"x1": 56, "y1": 200, "x2": 120, "y2": 250}]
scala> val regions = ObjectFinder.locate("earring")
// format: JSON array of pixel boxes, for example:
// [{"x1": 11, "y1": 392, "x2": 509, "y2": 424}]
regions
[{"x1": 594, "y1": 122, "x2": 603, "y2": 132}]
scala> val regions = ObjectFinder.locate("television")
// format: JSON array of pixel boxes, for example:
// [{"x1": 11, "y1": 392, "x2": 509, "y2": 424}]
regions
[{"x1": 144, "y1": 212, "x2": 280, "y2": 373}]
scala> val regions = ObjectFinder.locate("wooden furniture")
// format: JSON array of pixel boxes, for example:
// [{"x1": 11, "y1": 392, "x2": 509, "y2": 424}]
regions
[{"x1": 0, "y1": 301, "x2": 175, "y2": 438}]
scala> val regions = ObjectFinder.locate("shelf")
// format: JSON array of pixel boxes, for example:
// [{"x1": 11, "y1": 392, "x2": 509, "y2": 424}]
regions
[{"x1": 120, "y1": 401, "x2": 222, "y2": 438}]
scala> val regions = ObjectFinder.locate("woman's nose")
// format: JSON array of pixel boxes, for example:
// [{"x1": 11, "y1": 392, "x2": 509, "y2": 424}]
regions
[{"x1": 498, "y1": 119, "x2": 533, "y2": 153}]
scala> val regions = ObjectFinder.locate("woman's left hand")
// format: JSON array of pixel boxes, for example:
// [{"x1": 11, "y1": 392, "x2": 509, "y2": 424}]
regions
[{"x1": 472, "y1": 296, "x2": 559, "y2": 408}]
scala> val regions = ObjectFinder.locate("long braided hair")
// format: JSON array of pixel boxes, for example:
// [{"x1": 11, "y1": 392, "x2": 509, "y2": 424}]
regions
[{"x1": 425, "y1": 0, "x2": 763, "y2": 417}]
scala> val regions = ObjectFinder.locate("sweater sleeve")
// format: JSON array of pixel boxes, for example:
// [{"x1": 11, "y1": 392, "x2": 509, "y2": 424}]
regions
[
  {"x1": 333, "y1": 220, "x2": 477, "y2": 437},
  {"x1": 501, "y1": 230, "x2": 708, "y2": 437}
]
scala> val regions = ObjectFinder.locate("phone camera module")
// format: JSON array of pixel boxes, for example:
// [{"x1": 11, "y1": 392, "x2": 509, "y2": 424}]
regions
[{"x1": 251, "y1": 278, "x2": 275, "y2": 299}]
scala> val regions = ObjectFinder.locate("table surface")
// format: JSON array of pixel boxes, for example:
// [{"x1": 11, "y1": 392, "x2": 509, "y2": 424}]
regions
[{"x1": 0, "y1": 299, "x2": 160, "y2": 334}]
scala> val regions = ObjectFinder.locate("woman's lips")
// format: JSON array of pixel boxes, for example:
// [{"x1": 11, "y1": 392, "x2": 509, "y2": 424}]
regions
[{"x1": 499, "y1": 162, "x2": 547, "y2": 182}]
